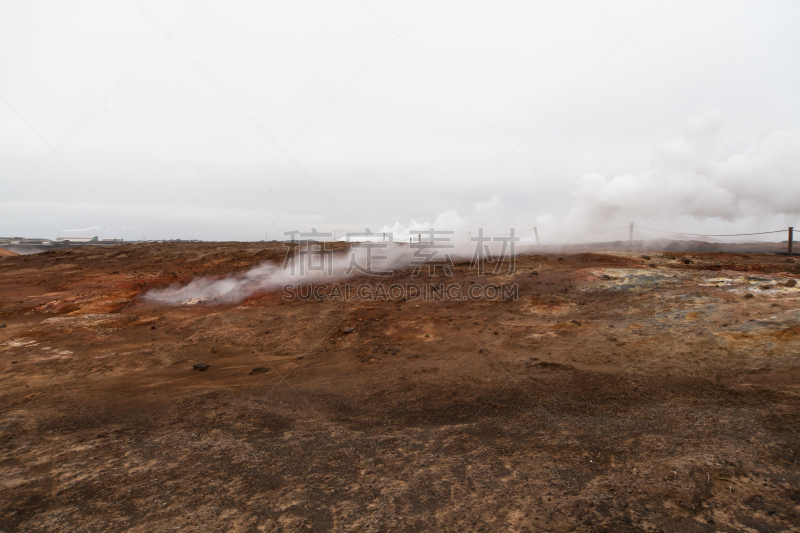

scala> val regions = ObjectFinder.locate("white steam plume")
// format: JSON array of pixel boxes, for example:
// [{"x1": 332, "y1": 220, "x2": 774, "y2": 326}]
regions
[
  {"x1": 378, "y1": 197, "x2": 530, "y2": 242},
  {"x1": 561, "y1": 112, "x2": 800, "y2": 232},
  {"x1": 145, "y1": 241, "x2": 514, "y2": 305}
]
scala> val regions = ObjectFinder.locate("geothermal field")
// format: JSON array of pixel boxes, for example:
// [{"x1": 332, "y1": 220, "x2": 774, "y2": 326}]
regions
[{"x1": 2, "y1": 242, "x2": 800, "y2": 532}]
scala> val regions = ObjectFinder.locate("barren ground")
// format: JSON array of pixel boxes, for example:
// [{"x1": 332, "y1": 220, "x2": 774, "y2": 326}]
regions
[{"x1": 2, "y1": 242, "x2": 800, "y2": 532}]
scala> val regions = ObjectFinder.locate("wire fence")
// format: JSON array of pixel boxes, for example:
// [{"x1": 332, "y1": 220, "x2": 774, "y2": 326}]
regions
[
  {"x1": 318, "y1": 224, "x2": 796, "y2": 255},
  {"x1": 636, "y1": 226, "x2": 785, "y2": 237}
]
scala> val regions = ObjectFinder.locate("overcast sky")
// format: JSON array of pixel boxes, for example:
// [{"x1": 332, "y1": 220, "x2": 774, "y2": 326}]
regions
[{"x1": 1, "y1": 0, "x2": 799, "y2": 242}]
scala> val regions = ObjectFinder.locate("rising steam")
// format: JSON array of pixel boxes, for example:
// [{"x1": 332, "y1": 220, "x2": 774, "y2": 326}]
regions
[
  {"x1": 146, "y1": 112, "x2": 798, "y2": 305},
  {"x1": 563, "y1": 112, "x2": 800, "y2": 230},
  {"x1": 145, "y1": 242, "x2": 510, "y2": 305},
  {"x1": 383, "y1": 112, "x2": 800, "y2": 239}
]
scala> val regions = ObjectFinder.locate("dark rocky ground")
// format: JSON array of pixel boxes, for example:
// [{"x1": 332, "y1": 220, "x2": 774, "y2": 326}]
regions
[{"x1": 1, "y1": 242, "x2": 800, "y2": 532}]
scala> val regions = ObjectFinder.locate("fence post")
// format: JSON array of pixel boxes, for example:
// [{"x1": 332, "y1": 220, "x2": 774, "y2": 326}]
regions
[
  {"x1": 790, "y1": 227, "x2": 794, "y2": 256},
  {"x1": 629, "y1": 223, "x2": 634, "y2": 247},
  {"x1": 418, "y1": 233, "x2": 421, "y2": 243},
  {"x1": 534, "y1": 227, "x2": 539, "y2": 246}
]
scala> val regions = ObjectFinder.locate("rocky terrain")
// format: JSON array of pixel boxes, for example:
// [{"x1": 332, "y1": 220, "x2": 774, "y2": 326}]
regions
[{"x1": 2, "y1": 242, "x2": 800, "y2": 532}]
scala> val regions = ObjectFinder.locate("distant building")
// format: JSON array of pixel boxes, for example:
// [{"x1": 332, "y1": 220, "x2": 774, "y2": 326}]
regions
[{"x1": 56, "y1": 236, "x2": 98, "y2": 243}]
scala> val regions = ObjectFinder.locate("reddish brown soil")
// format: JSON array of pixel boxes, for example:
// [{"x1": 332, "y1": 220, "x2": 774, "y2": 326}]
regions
[{"x1": 2, "y1": 242, "x2": 800, "y2": 532}]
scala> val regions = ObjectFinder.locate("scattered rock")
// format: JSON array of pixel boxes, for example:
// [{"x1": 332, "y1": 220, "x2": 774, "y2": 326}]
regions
[
  {"x1": 531, "y1": 271, "x2": 539, "y2": 276},
  {"x1": 535, "y1": 361, "x2": 570, "y2": 370},
  {"x1": 27, "y1": 314, "x2": 135, "y2": 333},
  {"x1": 192, "y1": 363, "x2": 209, "y2": 371},
  {"x1": 250, "y1": 367, "x2": 270, "y2": 374},
  {"x1": 601, "y1": 275, "x2": 611, "y2": 280},
  {"x1": 744, "y1": 293, "x2": 754, "y2": 299},
  {"x1": 682, "y1": 259, "x2": 692, "y2": 265},
  {"x1": 210, "y1": 347, "x2": 218, "y2": 353},
  {"x1": 264, "y1": 330, "x2": 270, "y2": 335},
  {"x1": 150, "y1": 325, "x2": 156, "y2": 330},
  {"x1": 571, "y1": 320, "x2": 582, "y2": 326},
  {"x1": 342, "y1": 327, "x2": 354, "y2": 334},
  {"x1": 0, "y1": 324, "x2": 5, "y2": 328},
  {"x1": 760, "y1": 284, "x2": 772, "y2": 290},
  {"x1": 297, "y1": 355, "x2": 304, "y2": 360},
  {"x1": 11, "y1": 361, "x2": 17, "y2": 364},
  {"x1": 785, "y1": 279, "x2": 797, "y2": 287},
  {"x1": 578, "y1": 300, "x2": 587, "y2": 305},
  {"x1": 641, "y1": 255, "x2": 651, "y2": 260}
]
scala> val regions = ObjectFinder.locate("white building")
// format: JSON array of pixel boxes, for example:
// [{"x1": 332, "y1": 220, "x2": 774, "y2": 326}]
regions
[{"x1": 56, "y1": 236, "x2": 98, "y2": 243}]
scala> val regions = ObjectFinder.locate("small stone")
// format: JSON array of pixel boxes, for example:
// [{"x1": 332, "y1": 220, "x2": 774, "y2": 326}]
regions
[
  {"x1": 264, "y1": 330, "x2": 270, "y2": 335},
  {"x1": 249, "y1": 367, "x2": 270, "y2": 374},
  {"x1": 0, "y1": 324, "x2": 6, "y2": 328},
  {"x1": 11, "y1": 361, "x2": 17, "y2": 364},
  {"x1": 601, "y1": 275, "x2": 611, "y2": 280},
  {"x1": 641, "y1": 255, "x2": 651, "y2": 260},
  {"x1": 571, "y1": 320, "x2": 582, "y2": 326},
  {"x1": 531, "y1": 271, "x2": 539, "y2": 275},
  {"x1": 744, "y1": 293, "x2": 754, "y2": 299},
  {"x1": 192, "y1": 363, "x2": 209, "y2": 371},
  {"x1": 342, "y1": 327, "x2": 355, "y2": 334},
  {"x1": 150, "y1": 325, "x2": 156, "y2": 330},
  {"x1": 682, "y1": 259, "x2": 692, "y2": 265},
  {"x1": 297, "y1": 355, "x2": 304, "y2": 360},
  {"x1": 210, "y1": 347, "x2": 218, "y2": 353},
  {"x1": 785, "y1": 279, "x2": 797, "y2": 287}
]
